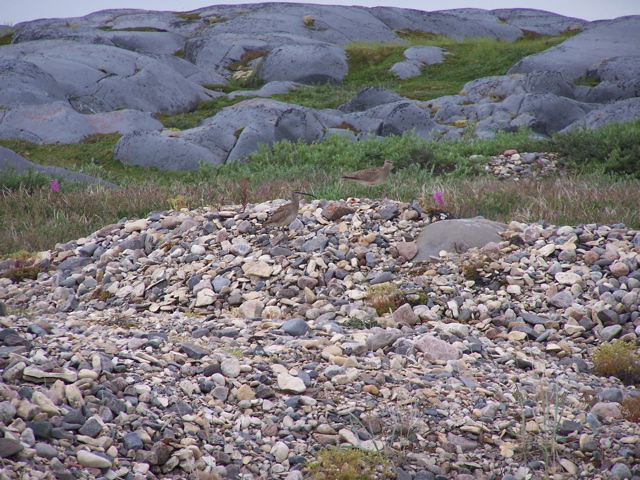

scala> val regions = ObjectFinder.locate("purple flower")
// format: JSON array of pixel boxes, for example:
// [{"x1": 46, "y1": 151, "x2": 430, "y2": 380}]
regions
[
  {"x1": 432, "y1": 190, "x2": 444, "y2": 207},
  {"x1": 50, "y1": 180, "x2": 59, "y2": 193}
]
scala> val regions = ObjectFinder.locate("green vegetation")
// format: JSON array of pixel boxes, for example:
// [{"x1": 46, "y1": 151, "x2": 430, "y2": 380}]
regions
[
  {"x1": 0, "y1": 28, "x2": 13, "y2": 47},
  {"x1": 1, "y1": 31, "x2": 639, "y2": 257},
  {"x1": 367, "y1": 282, "x2": 406, "y2": 316},
  {"x1": 305, "y1": 447, "x2": 394, "y2": 480},
  {"x1": 553, "y1": 119, "x2": 640, "y2": 178},
  {"x1": 592, "y1": 340, "x2": 640, "y2": 386}
]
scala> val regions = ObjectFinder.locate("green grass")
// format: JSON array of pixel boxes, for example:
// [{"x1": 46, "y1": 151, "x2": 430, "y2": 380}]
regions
[
  {"x1": 1, "y1": 30, "x2": 639, "y2": 257},
  {"x1": 0, "y1": 28, "x2": 13, "y2": 46}
]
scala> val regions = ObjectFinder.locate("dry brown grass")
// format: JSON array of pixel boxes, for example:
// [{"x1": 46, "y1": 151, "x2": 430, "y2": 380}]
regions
[{"x1": 427, "y1": 176, "x2": 640, "y2": 227}]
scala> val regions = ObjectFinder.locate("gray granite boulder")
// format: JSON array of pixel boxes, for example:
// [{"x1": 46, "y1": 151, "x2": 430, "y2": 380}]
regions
[
  {"x1": 474, "y1": 93, "x2": 594, "y2": 137},
  {"x1": 259, "y1": 43, "x2": 348, "y2": 85},
  {"x1": 274, "y1": 108, "x2": 329, "y2": 143},
  {"x1": 367, "y1": 101, "x2": 442, "y2": 140},
  {"x1": 461, "y1": 70, "x2": 576, "y2": 101},
  {"x1": 413, "y1": 217, "x2": 507, "y2": 262},
  {"x1": 114, "y1": 98, "x2": 339, "y2": 169},
  {"x1": 0, "y1": 40, "x2": 217, "y2": 114},
  {"x1": 0, "y1": 146, "x2": 116, "y2": 187},
  {"x1": 508, "y1": 16, "x2": 640, "y2": 80},
  {"x1": 404, "y1": 45, "x2": 447, "y2": 65},
  {"x1": 390, "y1": 61, "x2": 423, "y2": 80},
  {"x1": 487, "y1": 8, "x2": 586, "y2": 35},
  {"x1": 0, "y1": 102, "x2": 163, "y2": 144},
  {"x1": 228, "y1": 81, "x2": 304, "y2": 99},
  {"x1": 390, "y1": 45, "x2": 448, "y2": 79},
  {"x1": 113, "y1": 131, "x2": 221, "y2": 171},
  {"x1": 338, "y1": 87, "x2": 406, "y2": 113},
  {"x1": 590, "y1": 56, "x2": 640, "y2": 83},
  {"x1": 560, "y1": 98, "x2": 640, "y2": 132},
  {"x1": 191, "y1": 3, "x2": 401, "y2": 46},
  {"x1": 0, "y1": 59, "x2": 69, "y2": 108},
  {"x1": 576, "y1": 80, "x2": 640, "y2": 104},
  {"x1": 370, "y1": 7, "x2": 523, "y2": 41}
]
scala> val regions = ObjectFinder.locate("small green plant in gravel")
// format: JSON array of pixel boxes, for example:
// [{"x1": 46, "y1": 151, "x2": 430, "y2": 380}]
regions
[
  {"x1": 513, "y1": 383, "x2": 568, "y2": 478},
  {"x1": 592, "y1": 340, "x2": 640, "y2": 385},
  {"x1": 343, "y1": 316, "x2": 380, "y2": 330},
  {"x1": 305, "y1": 447, "x2": 394, "y2": 480},
  {"x1": 621, "y1": 396, "x2": 640, "y2": 422},
  {"x1": 367, "y1": 282, "x2": 405, "y2": 316}
]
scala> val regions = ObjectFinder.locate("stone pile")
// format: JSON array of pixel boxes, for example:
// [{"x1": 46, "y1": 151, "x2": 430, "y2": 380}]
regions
[
  {"x1": 481, "y1": 151, "x2": 559, "y2": 181},
  {"x1": 1, "y1": 187, "x2": 640, "y2": 480}
]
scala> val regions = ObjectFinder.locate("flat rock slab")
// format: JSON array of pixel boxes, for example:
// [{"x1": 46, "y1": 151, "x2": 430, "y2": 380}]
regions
[
  {"x1": 0, "y1": 146, "x2": 117, "y2": 187},
  {"x1": 413, "y1": 217, "x2": 507, "y2": 262},
  {"x1": 508, "y1": 16, "x2": 640, "y2": 80},
  {"x1": 0, "y1": 102, "x2": 163, "y2": 144},
  {"x1": 561, "y1": 97, "x2": 640, "y2": 132},
  {"x1": 0, "y1": 40, "x2": 217, "y2": 114}
]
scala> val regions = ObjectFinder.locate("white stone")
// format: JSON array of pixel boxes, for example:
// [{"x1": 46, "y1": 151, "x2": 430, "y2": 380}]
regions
[
  {"x1": 76, "y1": 450, "x2": 113, "y2": 469},
  {"x1": 277, "y1": 373, "x2": 306, "y2": 393}
]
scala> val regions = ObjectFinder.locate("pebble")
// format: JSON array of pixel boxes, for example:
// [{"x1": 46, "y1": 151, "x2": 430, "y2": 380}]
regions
[{"x1": 0, "y1": 180, "x2": 639, "y2": 480}]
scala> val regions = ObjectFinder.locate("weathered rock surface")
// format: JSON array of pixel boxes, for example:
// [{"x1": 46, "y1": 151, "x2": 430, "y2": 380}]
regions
[
  {"x1": 0, "y1": 6, "x2": 639, "y2": 170},
  {"x1": 0, "y1": 102, "x2": 163, "y2": 145}
]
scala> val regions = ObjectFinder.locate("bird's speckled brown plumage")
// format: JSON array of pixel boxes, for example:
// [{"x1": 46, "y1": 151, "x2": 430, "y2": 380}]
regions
[
  {"x1": 342, "y1": 159, "x2": 394, "y2": 188},
  {"x1": 264, "y1": 190, "x2": 315, "y2": 228}
]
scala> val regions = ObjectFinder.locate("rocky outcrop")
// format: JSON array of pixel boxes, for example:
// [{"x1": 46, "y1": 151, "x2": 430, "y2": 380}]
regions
[{"x1": 1, "y1": 5, "x2": 639, "y2": 170}]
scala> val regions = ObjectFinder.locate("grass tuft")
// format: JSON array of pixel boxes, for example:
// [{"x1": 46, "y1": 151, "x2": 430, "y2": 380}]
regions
[
  {"x1": 305, "y1": 447, "x2": 394, "y2": 480},
  {"x1": 367, "y1": 283, "x2": 405, "y2": 316},
  {"x1": 592, "y1": 340, "x2": 640, "y2": 385}
]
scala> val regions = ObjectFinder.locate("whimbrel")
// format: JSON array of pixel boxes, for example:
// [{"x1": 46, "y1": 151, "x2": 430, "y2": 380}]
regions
[
  {"x1": 264, "y1": 190, "x2": 316, "y2": 228},
  {"x1": 342, "y1": 159, "x2": 394, "y2": 193}
]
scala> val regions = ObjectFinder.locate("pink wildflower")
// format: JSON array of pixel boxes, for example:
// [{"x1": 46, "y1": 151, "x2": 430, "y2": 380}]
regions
[{"x1": 50, "y1": 180, "x2": 59, "y2": 193}]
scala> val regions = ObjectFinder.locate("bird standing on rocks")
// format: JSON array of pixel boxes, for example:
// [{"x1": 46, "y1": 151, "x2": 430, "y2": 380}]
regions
[
  {"x1": 264, "y1": 190, "x2": 316, "y2": 228},
  {"x1": 341, "y1": 159, "x2": 394, "y2": 194}
]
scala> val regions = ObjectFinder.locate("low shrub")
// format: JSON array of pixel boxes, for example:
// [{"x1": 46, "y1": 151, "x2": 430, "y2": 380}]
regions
[
  {"x1": 368, "y1": 283, "x2": 405, "y2": 316},
  {"x1": 592, "y1": 340, "x2": 640, "y2": 385},
  {"x1": 553, "y1": 119, "x2": 640, "y2": 178},
  {"x1": 621, "y1": 396, "x2": 640, "y2": 423},
  {"x1": 305, "y1": 447, "x2": 394, "y2": 480}
]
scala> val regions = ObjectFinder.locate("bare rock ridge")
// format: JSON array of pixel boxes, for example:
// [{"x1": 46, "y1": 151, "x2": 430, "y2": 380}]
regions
[{"x1": 0, "y1": 4, "x2": 639, "y2": 173}]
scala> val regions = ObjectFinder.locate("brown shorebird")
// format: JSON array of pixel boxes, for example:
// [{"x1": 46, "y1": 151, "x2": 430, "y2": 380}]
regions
[
  {"x1": 264, "y1": 190, "x2": 316, "y2": 228},
  {"x1": 342, "y1": 159, "x2": 394, "y2": 193}
]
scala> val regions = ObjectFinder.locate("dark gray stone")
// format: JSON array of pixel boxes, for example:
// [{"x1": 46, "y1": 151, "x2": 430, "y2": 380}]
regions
[
  {"x1": 122, "y1": 431, "x2": 144, "y2": 451},
  {"x1": 0, "y1": 401, "x2": 17, "y2": 425},
  {"x1": 299, "y1": 236, "x2": 329, "y2": 253},
  {"x1": 78, "y1": 417, "x2": 104, "y2": 438},
  {"x1": 0, "y1": 438, "x2": 24, "y2": 458},
  {"x1": 282, "y1": 318, "x2": 309, "y2": 337},
  {"x1": 180, "y1": 342, "x2": 211, "y2": 360},
  {"x1": 27, "y1": 421, "x2": 53, "y2": 439},
  {"x1": 338, "y1": 87, "x2": 406, "y2": 113},
  {"x1": 35, "y1": 442, "x2": 59, "y2": 459},
  {"x1": 366, "y1": 328, "x2": 403, "y2": 351}
]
